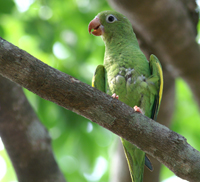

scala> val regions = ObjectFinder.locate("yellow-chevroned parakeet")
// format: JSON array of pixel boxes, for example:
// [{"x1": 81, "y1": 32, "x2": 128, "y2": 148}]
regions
[{"x1": 88, "y1": 10, "x2": 163, "y2": 182}]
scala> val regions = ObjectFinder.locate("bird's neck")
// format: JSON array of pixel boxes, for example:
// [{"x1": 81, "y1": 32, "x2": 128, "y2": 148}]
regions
[
  {"x1": 103, "y1": 32, "x2": 138, "y2": 48},
  {"x1": 103, "y1": 35, "x2": 139, "y2": 65}
]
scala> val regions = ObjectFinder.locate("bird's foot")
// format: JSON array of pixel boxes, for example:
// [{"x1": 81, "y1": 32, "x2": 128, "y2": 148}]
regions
[
  {"x1": 133, "y1": 106, "x2": 144, "y2": 114},
  {"x1": 112, "y1": 93, "x2": 119, "y2": 99}
]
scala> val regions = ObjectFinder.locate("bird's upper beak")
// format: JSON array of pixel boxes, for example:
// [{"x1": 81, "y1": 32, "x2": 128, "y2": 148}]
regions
[{"x1": 88, "y1": 16, "x2": 104, "y2": 36}]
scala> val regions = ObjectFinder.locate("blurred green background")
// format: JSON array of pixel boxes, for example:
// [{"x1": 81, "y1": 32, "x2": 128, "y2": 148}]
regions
[{"x1": 0, "y1": 0, "x2": 200, "y2": 182}]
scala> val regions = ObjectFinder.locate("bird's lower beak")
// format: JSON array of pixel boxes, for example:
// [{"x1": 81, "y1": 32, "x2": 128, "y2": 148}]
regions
[{"x1": 88, "y1": 16, "x2": 104, "y2": 36}]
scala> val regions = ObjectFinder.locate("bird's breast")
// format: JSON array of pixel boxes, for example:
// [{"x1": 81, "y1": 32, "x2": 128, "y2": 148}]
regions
[{"x1": 106, "y1": 66, "x2": 145, "y2": 95}]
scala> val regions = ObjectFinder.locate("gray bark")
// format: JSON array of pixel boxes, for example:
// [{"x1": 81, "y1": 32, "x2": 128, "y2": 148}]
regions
[{"x1": 0, "y1": 37, "x2": 199, "y2": 181}]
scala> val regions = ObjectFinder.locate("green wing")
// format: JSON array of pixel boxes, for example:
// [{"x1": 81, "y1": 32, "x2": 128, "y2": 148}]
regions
[
  {"x1": 149, "y1": 54, "x2": 163, "y2": 120},
  {"x1": 92, "y1": 65, "x2": 106, "y2": 92},
  {"x1": 143, "y1": 54, "x2": 163, "y2": 173}
]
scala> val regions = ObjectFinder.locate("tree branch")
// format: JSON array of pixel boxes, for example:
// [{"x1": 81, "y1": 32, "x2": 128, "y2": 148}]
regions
[
  {"x1": 0, "y1": 37, "x2": 200, "y2": 181},
  {"x1": 0, "y1": 75, "x2": 66, "y2": 182}
]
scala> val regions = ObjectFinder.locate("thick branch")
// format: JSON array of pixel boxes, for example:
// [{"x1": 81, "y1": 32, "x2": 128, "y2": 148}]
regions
[
  {"x1": 0, "y1": 75, "x2": 66, "y2": 182},
  {"x1": 0, "y1": 38, "x2": 200, "y2": 181}
]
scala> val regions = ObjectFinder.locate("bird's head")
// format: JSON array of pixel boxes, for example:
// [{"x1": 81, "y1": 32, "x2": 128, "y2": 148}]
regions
[{"x1": 88, "y1": 10, "x2": 133, "y2": 40}]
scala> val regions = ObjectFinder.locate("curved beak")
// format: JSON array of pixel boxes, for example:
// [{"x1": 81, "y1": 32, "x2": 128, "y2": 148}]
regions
[{"x1": 88, "y1": 16, "x2": 104, "y2": 36}]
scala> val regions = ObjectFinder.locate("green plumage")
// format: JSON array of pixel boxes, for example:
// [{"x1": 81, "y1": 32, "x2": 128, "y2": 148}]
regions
[{"x1": 89, "y1": 10, "x2": 163, "y2": 182}]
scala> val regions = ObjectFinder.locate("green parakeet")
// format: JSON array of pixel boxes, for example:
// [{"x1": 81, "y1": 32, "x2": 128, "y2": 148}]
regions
[{"x1": 88, "y1": 10, "x2": 163, "y2": 182}]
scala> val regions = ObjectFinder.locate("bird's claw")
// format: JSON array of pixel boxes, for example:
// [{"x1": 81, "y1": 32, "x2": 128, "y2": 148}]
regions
[
  {"x1": 112, "y1": 93, "x2": 119, "y2": 99},
  {"x1": 133, "y1": 106, "x2": 144, "y2": 114}
]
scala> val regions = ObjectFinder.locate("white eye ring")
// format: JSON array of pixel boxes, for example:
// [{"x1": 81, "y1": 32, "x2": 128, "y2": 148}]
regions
[{"x1": 106, "y1": 14, "x2": 117, "y2": 23}]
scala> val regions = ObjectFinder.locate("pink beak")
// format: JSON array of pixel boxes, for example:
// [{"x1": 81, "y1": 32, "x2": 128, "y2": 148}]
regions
[{"x1": 88, "y1": 16, "x2": 104, "y2": 36}]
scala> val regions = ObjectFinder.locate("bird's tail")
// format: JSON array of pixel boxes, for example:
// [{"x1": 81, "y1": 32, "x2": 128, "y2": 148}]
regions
[{"x1": 121, "y1": 138, "x2": 145, "y2": 182}]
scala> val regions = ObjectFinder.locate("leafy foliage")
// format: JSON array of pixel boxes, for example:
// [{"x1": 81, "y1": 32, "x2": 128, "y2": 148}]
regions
[{"x1": 0, "y1": 1, "x2": 200, "y2": 182}]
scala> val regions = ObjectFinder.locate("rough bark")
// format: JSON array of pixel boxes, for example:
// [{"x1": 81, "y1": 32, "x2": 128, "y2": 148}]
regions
[
  {"x1": 0, "y1": 76, "x2": 66, "y2": 182},
  {"x1": 0, "y1": 37, "x2": 199, "y2": 181}
]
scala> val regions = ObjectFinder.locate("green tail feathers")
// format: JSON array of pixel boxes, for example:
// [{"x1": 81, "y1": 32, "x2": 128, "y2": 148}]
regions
[
  {"x1": 121, "y1": 138, "x2": 153, "y2": 182},
  {"x1": 121, "y1": 138, "x2": 145, "y2": 182}
]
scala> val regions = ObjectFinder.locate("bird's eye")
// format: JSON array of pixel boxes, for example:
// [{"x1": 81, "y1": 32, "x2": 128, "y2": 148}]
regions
[{"x1": 106, "y1": 14, "x2": 117, "y2": 23}]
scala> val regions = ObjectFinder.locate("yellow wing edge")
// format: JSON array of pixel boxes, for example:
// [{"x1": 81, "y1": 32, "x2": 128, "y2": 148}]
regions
[{"x1": 149, "y1": 54, "x2": 164, "y2": 120}]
